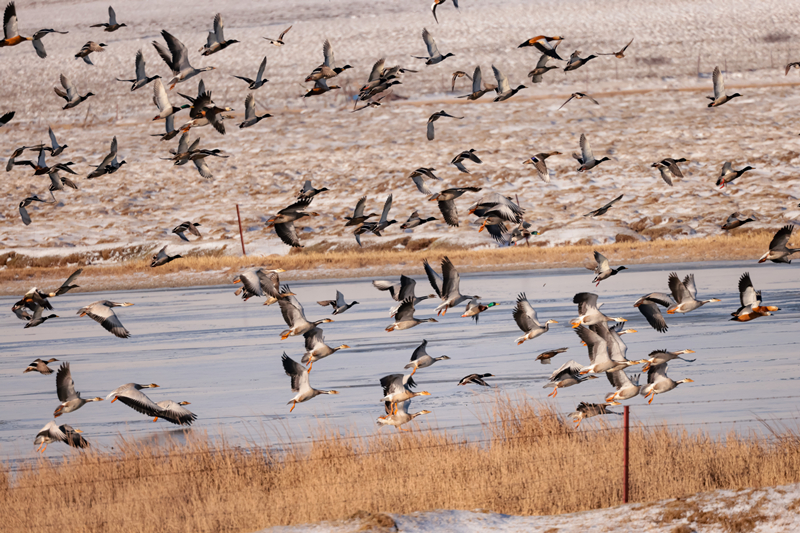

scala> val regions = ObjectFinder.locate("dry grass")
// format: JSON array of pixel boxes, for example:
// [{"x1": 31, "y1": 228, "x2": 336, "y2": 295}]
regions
[
  {"x1": 3, "y1": 397, "x2": 800, "y2": 533},
  {"x1": 0, "y1": 230, "x2": 774, "y2": 295}
]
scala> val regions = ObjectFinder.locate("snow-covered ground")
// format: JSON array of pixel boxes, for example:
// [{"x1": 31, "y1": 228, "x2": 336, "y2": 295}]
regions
[
  {"x1": 263, "y1": 482, "x2": 800, "y2": 532},
  {"x1": 3, "y1": 0, "x2": 800, "y2": 258}
]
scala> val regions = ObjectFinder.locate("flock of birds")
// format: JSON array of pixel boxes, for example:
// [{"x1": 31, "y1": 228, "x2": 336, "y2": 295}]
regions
[
  {"x1": 4, "y1": 2, "x2": 799, "y2": 249},
  {"x1": 15, "y1": 231, "x2": 793, "y2": 448},
  {"x1": 4, "y1": 1, "x2": 800, "y2": 449}
]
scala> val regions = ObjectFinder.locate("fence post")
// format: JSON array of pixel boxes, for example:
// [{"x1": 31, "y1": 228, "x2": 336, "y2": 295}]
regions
[
  {"x1": 236, "y1": 204, "x2": 246, "y2": 256},
  {"x1": 623, "y1": 405, "x2": 629, "y2": 503}
]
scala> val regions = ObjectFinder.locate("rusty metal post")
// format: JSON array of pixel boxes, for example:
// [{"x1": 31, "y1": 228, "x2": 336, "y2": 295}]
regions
[
  {"x1": 236, "y1": 204, "x2": 246, "y2": 256},
  {"x1": 623, "y1": 405, "x2": 630, "y2": 503}
]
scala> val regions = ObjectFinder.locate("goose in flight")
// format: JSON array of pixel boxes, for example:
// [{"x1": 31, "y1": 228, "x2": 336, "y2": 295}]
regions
[
  {"x1": 106, "y1": 382, "x2": 161, "y2": 419},
  {"x1": 232, "y1": 267, "x2": 286, "y2": 302},
  {"x1": 301, "y1": 326, "x2": 349, "y2": 371},
  {"x1": 278, "y1": 291, "x2": 333, "y2": 340},
  {"x1": 667, "y1": 272, "x2": 720, "y2": 314},
  {"x1": 707, "y1": 66, "x2": 742, "y2": 107},
  {"x1": 373, "y1": 274, "x2": 437, "y2": 316},
  {"x1": 730, "y1": 272, "x2": 780, "y2": 322},
  {"x1": 266, "y1": 198, "x2": 319, "y2": 248},
  {"x1": 568, "y1": 401, "x2": 620, "y2": 428},
  {"x1": 564, "y1": 50, "x2": 597, "y2": 72},
  {"x1": 456, "y1": 66, "x2": 495, "y2": 100},
  {"x1": 588, "y1": 251, "x2": 627, "y2": 286},
  {"x1": 377, "y1": 399, "x2": 431, "y2": 431},
  {"x1": 401, "y1": 210, "x2": 437, "y2": 230},
  {"x1": 380, "y1": 373, "x2": 429, "y2": 415},
  {"x1": 150, "y1": 245, "x2": 182, "y2": 267},
  {"x1": 23, "y1": 306, "x2": 59, "y2": 328},
  {"x1": 492, "y1": 65, "x2": 526, "y2": 101},
  {"x1": 573, "y1": 133, "x2": 610, "y2": 172},
  {"x1": 233, "y1": 56, "x2": 269, "y2": 89},
  {"x1": 758, "y1": 225, "x2": 799, "y2": 263},
  {"x1": 570, "y1": 292, "x2": 627, "y2": 328},
  {"x1": 305, "y1": 39, "x2": 352, "y2": 81},
  {"x1": 199, "y1": 13, "x2": 239, "y2": 56},
  {"x1": 424, "y1": 256, "x2": 480, "y2": 315},
  {"x1": 91, "y1": 6, "x2": 126, "y2": 31},
  {"x1": 605, "y1": 370, "x2": 641, "y2": 402},
  {"x1": 528, "y1": 54, "x2": 557, "y2": 83},
  {"x1": 238, "y1": 93, "x2": 272, "y2": 128},
  {"x1": 54, "y1": 362, "x2": 104, "y2": 417},
  {"x1": 297, "y1": 180, "x2": 329, "y2": 200},
  {"x1": 317, "y1": 290, "x2": 359, "y2": 315},
  {"x1": 721, "y1": 212, "x2": 755, "y2": 231},
  {"x1": 639, "y1": 349, "x2": 696, "y2": 372},
  {"x1": 413, "y1": 28, "x2": 454, "y2": 65},
  {"x1": 633, "y1": 292, "x2": 673, "y2": 333},
  {"x1": 641, "y1": 363, "x2": 693, "y2": 404},
  {"x1": 116, "y1": 50, "x2": 161, "y2": 91},
  {"x1": 518, "y1": 35, "x2": 564, "y2": 60},
  {"x1": 716, "y1": 161, "x2": 754, "y2": 189},
  {"x1": 543, "y1": 360, "x2": 596, "y2": 397},
  {"x1": 385, "y1": 297, "x2": 438, "y2": 331},
  {"x1": 54, "y1": 74, "x2": 94, "y2": 109},
  {"x1": 282, "y1": 353, "x2": 337, "y2": 412},
  {"x1": 34, "y1": 421, "x2": 87, "y2": 452},
  {"x1": 512, "y1": 292, "x2": 557, "y2": 345},
  {"x1": 153, "y1": 400, "x2": 196, "y2": 425},
  {"x1": 77, "y1": 300, "x2": 133, "y2": 338},
  {"x1": 404, "y1": 339, "x2": 450, "y2": 375},
  {"x1": 153, "y1": 30, "x2": 216, "y2": 89}
]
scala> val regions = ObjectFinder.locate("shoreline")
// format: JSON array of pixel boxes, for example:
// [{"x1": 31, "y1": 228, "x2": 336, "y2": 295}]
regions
[{"x1": 0, "y1": 230, "x2": 774, "y2": 296}]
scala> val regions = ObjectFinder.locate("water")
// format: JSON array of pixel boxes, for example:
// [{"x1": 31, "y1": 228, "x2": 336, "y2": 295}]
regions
[{"x1": 2, "y1": 260, "x2": 799, "y2": 462}]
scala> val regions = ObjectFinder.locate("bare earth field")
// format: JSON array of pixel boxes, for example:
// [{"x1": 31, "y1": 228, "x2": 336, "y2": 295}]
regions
[{"x1": 2, "y1": 0, "x2": 800, "y2": 272}]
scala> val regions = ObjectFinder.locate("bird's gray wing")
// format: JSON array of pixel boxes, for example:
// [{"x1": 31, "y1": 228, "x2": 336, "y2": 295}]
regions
[{"x1": 56, "y1": 362, "x2": 78, "y2": 402}]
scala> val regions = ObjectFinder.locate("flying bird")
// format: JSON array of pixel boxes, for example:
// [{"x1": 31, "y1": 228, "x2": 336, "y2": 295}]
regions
[
  {"x1": 264, "y1": 25, "x2": 292, "y2": 46},
  {"x1": 583, "y1": 194, "x2": 623, "y2": 217},
  {"x1": 707, "y1": 66, "x2": 742, "y2": 107},
  {"x1": 427, "y1": 110, "x2": 463, "y2": 140},
  {"x1": 522, "y1": 151, "x2": 561, "y2": 183},
  {"x1": 90, "y1": 6, "x2": 126, "y2": 31},
  {"x1": 233, "y1": 56, "x2": 269, "y2": 89},
  {"x1": 598, "y1": 38, "x2": 634, "y2": 58},
  {"x1": 558, "y1": 92, "x2": 599, "y2": 110},
  {"x1": 758, "y1": 225, "x2": 799, "y2": 264},
  {"x1": 518, "y1": 35, "x2": 564, "y2": 60},
  {"x1": 414, "y1": 28, "x2": 454, "y2": 65},
  {"x1": 199, "y1": 13, "x2": 239, "y2": 56},
  {"x1": 77, "y1": 300, "x2": 134, "y2": 338}
]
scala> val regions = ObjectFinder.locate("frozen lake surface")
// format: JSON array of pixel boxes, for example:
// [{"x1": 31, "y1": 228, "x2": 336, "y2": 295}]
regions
[{"x1": 1, "y1": 260, "x2": 799, "y2": 462}]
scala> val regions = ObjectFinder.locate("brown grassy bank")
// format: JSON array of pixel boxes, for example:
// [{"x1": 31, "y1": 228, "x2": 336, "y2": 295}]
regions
[
  {"x1": 3, "y1": 398, "x2": 800, "y2": 533},
  {"x1": 0, "y1": 230, "x2": 774, "y2": 296}
]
